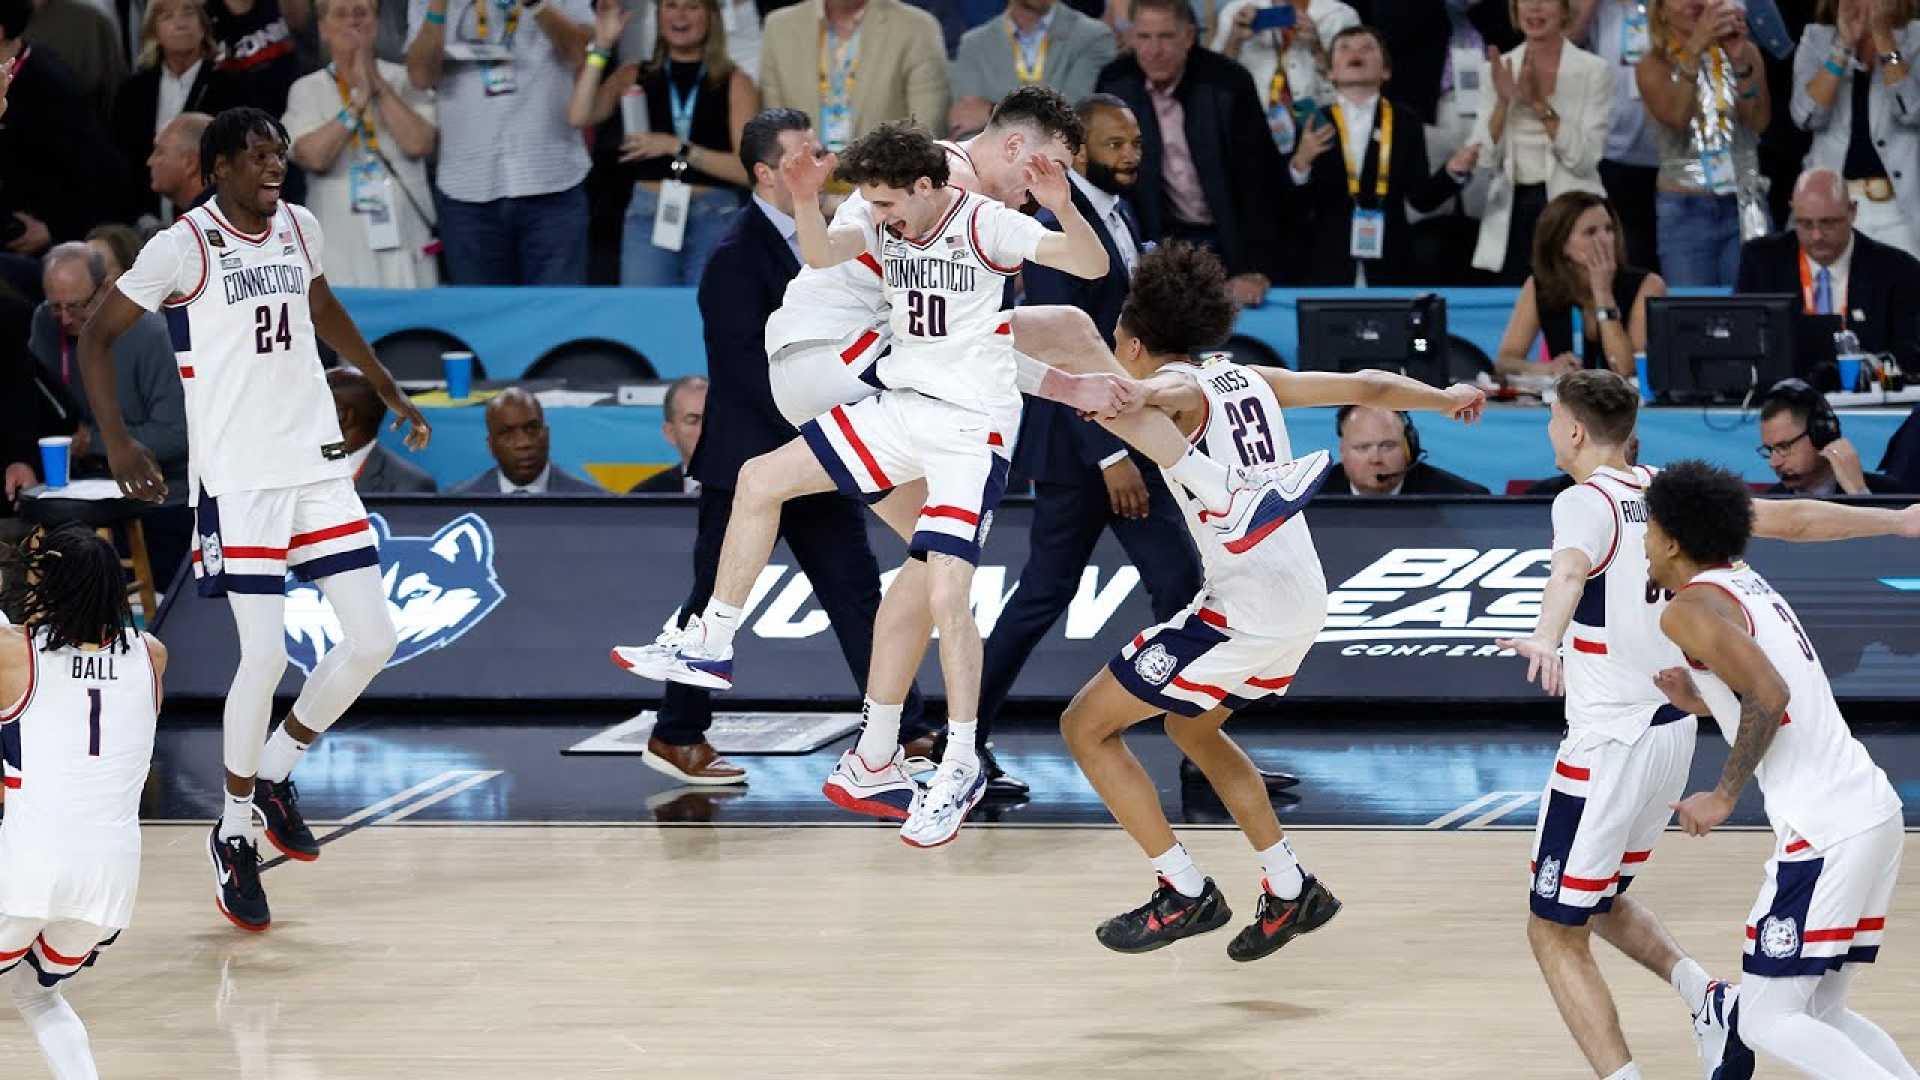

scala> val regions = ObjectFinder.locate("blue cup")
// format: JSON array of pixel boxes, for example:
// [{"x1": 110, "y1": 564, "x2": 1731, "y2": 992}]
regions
[
  {"x1": 38, "y1": 436, "x2": 72, "y2": 489},
  {"x1": 443, "y1": 351, "x2": 474, "y2": 401},
  {"x1": 1837, "y1": 356, "x2": 1862, "y2": 392},
  {"x1": 1634, "y1": 354, "x2": 1654, "y2": 404}
]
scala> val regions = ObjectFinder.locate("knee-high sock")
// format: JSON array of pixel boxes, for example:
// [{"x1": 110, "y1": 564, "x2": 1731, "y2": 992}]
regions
[
  {"x1": 223, "y1": 593, "x2": 290, "y2": 782},
  {"x1": 1810, "y1": 968, "x2": 1920, "y2": 1080},
  {"x1": 288, "y1": 566, "x2": 397, "y2": 736},
  {"x1": 6, "y1": 966, "x2": 98, "y2": 1080},
  {"x1": 1742, "y1": 973, "x2": 1903, "y2": 1079}
]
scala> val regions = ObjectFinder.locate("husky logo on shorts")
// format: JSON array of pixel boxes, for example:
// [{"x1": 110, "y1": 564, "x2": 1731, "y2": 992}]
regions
[
  {"x1": 200, "y1": 534, "x2": 225, "y2": 576},
  {"x1": 1534, "y1": 855, "x2": 1561, "y2": 899},
  {"x1": 283, "y1": 513, "x2": 506, "y2": 674},
  {"x1": 1760, "y1": 915, "x2": 1801, "y2": 960},
  {"x1": 1134, "y1": 643, "x2": 1178, "y2": 686}
]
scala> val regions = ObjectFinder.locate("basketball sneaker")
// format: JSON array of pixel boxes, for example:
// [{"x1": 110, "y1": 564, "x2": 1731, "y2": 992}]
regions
[
  {"x1": 1202, "y1": 450, "x2": 1332, "y2": 555},
  {"x1": 899, "y1": 757, "x2": 987, "y2": 848},
  {"x1": 208, "y1": 823, "x2": 270, "y2": 932},
  {"x1": 823, "y1": 747, "x2": 925, "y2": 821},
  {"x1": 1095, "y1": 877, "x2": 1233, "y2": 953},
  {"x1": 1226, "y1": 874, "x2": 1341, "y2": 962},
  {"x1": 609, "y1": 615, "x2": 733, "y2": 690},
  {"x1": 1693, "y1": 980, "x2": 1755, "y2": 1080},
  {"x1": 254, "y1": 777, "x2": 319, "y2": 862}
]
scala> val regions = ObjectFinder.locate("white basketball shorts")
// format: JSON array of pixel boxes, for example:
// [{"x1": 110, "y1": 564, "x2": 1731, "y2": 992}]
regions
[
  {"x1": 192, "y1": 476, "x2": 378, "y2": 598},
  {"x1": 0, "y1": 915, "x2": 120, "y2": 987},
  {"x1": 767, "y1": 321, "x2": 890, "y2": 429},
  {"x1": 1743, "y1": 811, "x2": 1902, "y2": 978},
  {"x1": 1109, "y1": 598, "x2": 1316, "y2": 718}
]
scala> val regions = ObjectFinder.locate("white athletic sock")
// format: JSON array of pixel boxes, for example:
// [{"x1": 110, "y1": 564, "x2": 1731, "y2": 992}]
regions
[
  {"x1": 1601, "y1": 1064, "x2": 1642, "y2": 1080},
  {"x1": 1671, "y1": 956, "x2": 1712, "y2": 1015},
  {"x1": 256, "y1": 723, "x2": 313, "y2": 785},
  {"x1": 1167, "y1": 450, "x2": 1233, "y2": 514},
  {"x1": 700, "y1": 600, "x2": 743, "y2": 653},
  {"x1": 1151, "y1": 842, "x2": 1206, "y2": 898},
  {"x1": 219, "y1": 790, "x2": 254, "y2": 841},
  {"x1": 855, "y1": 699, "x2": 902, "y2": 769},
  {"x1": 1259, "y1": 837, "x2": 1305, "y2": 900},
  {"x1": 6, "y1": 967, "x2": 97, "y2": 1080},
  {"x1": 944, "y1": 720, "x2": 979, "y2": 768}
]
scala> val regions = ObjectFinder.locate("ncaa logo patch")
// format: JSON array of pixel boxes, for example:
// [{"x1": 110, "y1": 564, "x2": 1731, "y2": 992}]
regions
[
  {"x1": 1760, "y1": 915, "x2": 1801, "y2": 960},
  {"x1": 283, "y1": 513, "x2": 506, "y2": 674},
  {"x1": 1534, "y1": 855, "x2": 1561, "y2": 899},
  {"x1": 1134, "y1": 643, "x2": 1178, "y2": 686}
]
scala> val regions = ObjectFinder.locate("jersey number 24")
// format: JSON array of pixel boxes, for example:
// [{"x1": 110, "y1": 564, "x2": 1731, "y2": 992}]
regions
[{"x1": 254, "y1": 303, "x2": 293, "y2": 354}]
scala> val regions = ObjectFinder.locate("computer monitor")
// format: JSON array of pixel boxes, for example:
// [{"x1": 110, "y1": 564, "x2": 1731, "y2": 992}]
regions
[
  {"x1": 1645, "y1": 294, "x2": 1799, "y2": 403},
  {"x1": 1296, "y1": 295, "x2": 1449, "y2": 387}
]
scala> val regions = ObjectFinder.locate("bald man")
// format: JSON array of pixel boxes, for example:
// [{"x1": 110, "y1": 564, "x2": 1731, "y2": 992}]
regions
[
  {"x1": 148, "y1": 111, "x2": 213, "y2": 219},
  {"x1": 1736, "y1": 167, "x2": 1920, "y2": 390},
  {"x1": 451, "y1": 388, "x2": 603, "y2": 494}
]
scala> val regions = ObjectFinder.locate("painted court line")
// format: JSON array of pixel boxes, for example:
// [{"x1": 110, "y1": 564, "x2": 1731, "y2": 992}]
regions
[
  {"x1": 380, "y1": 770, "x2": 504, "y2": 822},
  {"x1": 1424, "y1": 792, "x2": 1513, "y2": 830},
  {"x1": 1463, "y1": 793, "x2": 1541, "y2": 830}
]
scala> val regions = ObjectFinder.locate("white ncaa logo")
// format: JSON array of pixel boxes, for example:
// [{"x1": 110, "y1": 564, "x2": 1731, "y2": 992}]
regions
[
  {"x1": 1534, "y1": 856, "x2": 1561, "y2": 899},
  {"x1": 1134, "y1": 643, "x2": 1178, "y2": 686},
  {"x1": 201, "y1": 535, "x2": 225, "y2": 575},
  {"x1": 1760, "y1": 916, "x2": 1800, "y2": 960}
]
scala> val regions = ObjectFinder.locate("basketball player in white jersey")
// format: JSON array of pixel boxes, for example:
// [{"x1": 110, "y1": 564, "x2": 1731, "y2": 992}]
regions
[
  {"x1": 1062, "y1": 243, "x2": 1483, "y2": 957},
  {"x1": 1646, "y1": 462, "x2": 1915, "y2": 1080},
  {"x1": 1495, "y1": 372, "x2": 1920, "y2": 1080},
  {"x1": 74, "y1": 108, "x2": 431, "y2": 932},
  {"x1": 0, "y1": 525, "x2": 166, "y2": 1080}
]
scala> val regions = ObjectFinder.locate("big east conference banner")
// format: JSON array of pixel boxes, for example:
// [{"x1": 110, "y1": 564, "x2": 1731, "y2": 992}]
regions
[{"x1": 154, "y1": 497, "x2": 1920, "y2": 705}]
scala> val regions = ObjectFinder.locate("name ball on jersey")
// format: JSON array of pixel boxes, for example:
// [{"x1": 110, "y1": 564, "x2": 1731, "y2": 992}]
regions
[{"x1": 69, "y1": 653, "x2": 123, "y2": 681}]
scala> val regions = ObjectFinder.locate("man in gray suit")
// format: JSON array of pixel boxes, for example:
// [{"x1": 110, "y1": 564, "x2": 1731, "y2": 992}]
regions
[
  {"x1": 451, "y1": 388, "x2": 603, "y2": 495},
  {"x1": 329, "y1": 368, "x2": 439, "y2": 495},
  {"x1": 947, "y1": 0, "x2": 1117, "y2": 136}
]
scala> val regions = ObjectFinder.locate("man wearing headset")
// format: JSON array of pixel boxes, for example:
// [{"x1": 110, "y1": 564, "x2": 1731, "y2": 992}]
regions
[
  {"x1": 1322, "y1": 403, "x2": 1490, "y2": 495},
  {"x1": 1760, "y1": 378, "x2": 1908, "y2": 496}
]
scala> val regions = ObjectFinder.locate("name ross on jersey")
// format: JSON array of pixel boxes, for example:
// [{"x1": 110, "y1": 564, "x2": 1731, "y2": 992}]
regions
[
  {"x1": 69, "y1": 653, "x2": 123, "y2": 681},
  {"x1": 222, "y1": 263, "x2": 307, "y2": 305}
]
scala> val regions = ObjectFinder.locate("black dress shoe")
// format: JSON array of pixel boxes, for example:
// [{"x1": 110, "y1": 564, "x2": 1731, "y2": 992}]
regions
[
  {"x1": 979, "y1": 744, "x2": 1029, "y2": 798},
  {"x1": 1180, "y1": 756, "x2": 1300, "y2": 791}
]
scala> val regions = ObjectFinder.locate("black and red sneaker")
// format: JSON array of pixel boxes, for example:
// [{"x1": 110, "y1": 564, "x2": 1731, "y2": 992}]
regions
[
  {"x1": 1227, "y1": 874, "x2": 1341, "y2": 962},
  {"x1": 254, "y1": 778, "x2": 320, "y2": 861},
  {"x1": 1095, "y1": 877, "x2": 1233, "y2": 954},
  {"x1": 208, "y1": 823, "x2": 271, "y2": 932}
]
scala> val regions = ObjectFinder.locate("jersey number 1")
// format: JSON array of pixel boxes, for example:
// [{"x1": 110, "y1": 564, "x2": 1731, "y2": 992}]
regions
[
  {"x1": 906, "y1": 291, "x2": 947, "y2": 338},
  {"x1": 255, "y1": 303, "x2": 292, "y2": 354},
  {"x1": 87, "y1": 687, "x2": 102, "y2": 756}
]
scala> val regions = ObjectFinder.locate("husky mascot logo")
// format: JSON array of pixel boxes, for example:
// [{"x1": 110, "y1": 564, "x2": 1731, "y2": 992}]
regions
[
  {"x1": 1534, "y1": 855, "x2": 1561, "y2": 900},
  {"x1": 1134, "y1": 643, "x2": 1178, "y2": 686},
  {"x1": 1760, "y1": 915, "x2": 1801, "y2": 960},
  {"x1": 284, "y1": 514, "x2": 506, "y2": 674}
]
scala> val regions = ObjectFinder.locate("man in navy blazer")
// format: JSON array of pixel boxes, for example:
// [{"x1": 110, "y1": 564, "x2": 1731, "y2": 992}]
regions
[{"x1": 637, "y1": 108, "x2": 929, "y2": 788}]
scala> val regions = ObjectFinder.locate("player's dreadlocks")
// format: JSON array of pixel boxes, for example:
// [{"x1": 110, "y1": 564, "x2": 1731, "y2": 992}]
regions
[{"x1": 0, "y1": 524, "x2": 132, "y2": 653}]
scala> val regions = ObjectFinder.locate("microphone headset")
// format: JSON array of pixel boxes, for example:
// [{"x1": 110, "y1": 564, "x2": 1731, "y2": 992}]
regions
[
  {"x1": 1336, "y1": 406, "x2": 1425, "y2": 487},
  {"x1": 1764, "y1": 377, "x2": 1841, "y2": 449}
]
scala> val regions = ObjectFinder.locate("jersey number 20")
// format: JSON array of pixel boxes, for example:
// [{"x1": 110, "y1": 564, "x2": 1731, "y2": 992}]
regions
[
  {"x1": 254, "y1": 303, "x2": 292, "y2": 354},
  {"x1": 1223, "y1": 398, "x2": 1275, "y2": 467},
  {"x1": 906, "y1": 291, "x2": 947, "y2": 338}
]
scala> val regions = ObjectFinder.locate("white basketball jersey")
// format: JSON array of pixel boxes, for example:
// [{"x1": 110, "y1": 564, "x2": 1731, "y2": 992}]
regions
[
  {"x1": 764, "y1": 190, "x2": 891, "y2": 356},
  {"x1": 115, "y1": 200, "x2": 350, "y2": 500},
  {"x1": 1554, "y1": 465, "x2": 1686, "y2": 743},
  {"x1": 1158, "y1": 357, "x2": 1326, "y2": 639},
  {"x1": 871, "y1": 188, "x2": 1046, "y2": 418},
  {"x1": 1685, "y1": 564, "x2": 1902, "y2": 851}
]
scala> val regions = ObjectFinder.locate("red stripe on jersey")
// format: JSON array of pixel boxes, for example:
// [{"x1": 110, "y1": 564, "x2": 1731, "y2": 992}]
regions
[
  {"x1": 840, "y1": 329, "x2": 880, "y2": 366},
  {"x1": 830, "y1": 406, "x2": 891, "y2": 488},
  {"x1": 0, "y1": 941, "x2": 26, "y2": 958},
  {"x1": 33, "y1": 936, "x2": 90, "y2": 966},
  {"x1": 289, "y1": 519, "x2": 371, "y2": 549},
  {"x1": 1620, "y1": 850, "x2": 1652, "y2": 865},
  {"x1": 1571, "y1": 637, "x2": 1608, "y2": 655},
  {"x1": 1130, "y1": 634, "x2": 1145, "y2": 650},
  {"x1": 1803, "y1": 927, "x2": 1861, "y2": 943},
  {"x1": 1170, "y1": 675, "x2": 1228, "y2": 701},
  {"x1": 969, "y1": 203, "x2": 1023, "y2": 275},
  {"x1": 1785, "y1": 839, "x2": 1811, "y2": 854},
  {"x1": 1681, "y1": 581, "x2": 1756, "y2": 635},
  {"x1": 1, "y1": 776, "x2": 18, "y2": 790},
  {"x1": 1554, "y1": 760, "x2": 1591, "y2": 781},
  {"x1": 856, "y1": 252, "x2": 883, "y2": 277},
  {"x1": 1858, "y1": 917, "x2": 1887, "y2": 932},
  {"x1": 921, "y1": 504, "x2": 980, "y2": 525},
  {"x1": 987, "y1": 432, "x2": 1005, "y2": 448},
  {"x1": 206, "y1": 204, "x2": 271, "y2": 246},
  {"x1": 1558, "y1": 871, "x2": 1620, "y2": 891},
  {"x1": 178, "y1": 366, "x2": 195, "y2": 379},
  {"x1": 1195, "y1": 607, "x2": 1228, "y2": 629},
  {"x1": 908, "y1": 191, "x2": 968, "y2": 249},
  {"x1": 165, "y1": 224, "x2": 212, "y2": 308},
  {"x1": 289, "y1": 206, "x2": 317, "y2": 274},
  {"x1": 220, "y1": 545, "x2": 289, "y2": 560},
  {"x1": 0, "y1": 632, "x2": 37, "y2": 723},
  {"x1": 994, "y1": 322, "x2": 1011, "y2": 334},
  {"x1": 1577, "y1": 482, "x2": 1621, "y2": 579},
  {"x1": 1246, "y1": 675, "x2": 1292, "y2": 690}
]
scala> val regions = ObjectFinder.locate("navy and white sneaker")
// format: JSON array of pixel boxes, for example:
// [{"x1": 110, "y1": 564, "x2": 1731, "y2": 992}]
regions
[
  {"x1": 610, "y1": 614, "x2": 734, "y2": 690},
  {"x1": 1202, "y1": 450, "x2": 1332, "y2": 555},
  {"x1": 254, "y1": 777, "x2": 319, "y2": 862},
  {"x1": 1693, "y1": 980, "x2": 1755, "y2": 1080},
  {"x1": 899, "y1": 758, "x2": 987, "y2": 848},
  {"x1": 822, "y1": 747, "x2": 925, "y2": 821},
  {"x1": 208, "y1": 823, "x2": 270, "y2": 933}
]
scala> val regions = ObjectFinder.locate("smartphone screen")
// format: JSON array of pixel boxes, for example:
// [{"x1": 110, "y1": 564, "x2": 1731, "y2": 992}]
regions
[{"x1": 1249, "y1": 4, "x2": 1296, "y2": 32}]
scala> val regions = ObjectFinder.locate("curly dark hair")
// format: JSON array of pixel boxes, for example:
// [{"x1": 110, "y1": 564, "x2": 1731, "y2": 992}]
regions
[
  {"x1": 201, "y1": 106, "x2": 289, "y2": 186},
  {"x1": 1118, "y1": 242, "x2": 1235, "y2": 357},
  {"x1": 1553, "y1": 369, "x2": 1638, "y2": 446},
  {"x1": 987, "y1": 85, "x2": 1085, "y2": 154},
  {"x1": 1646, "y1": 460, "x2": 1754, "y2": 567},
  {"x1": 834, "y1": 122, "x2": 950, "y2": 192},
  {"x1": 0, "y1": 524, "x2": 133, "y2": 654}
]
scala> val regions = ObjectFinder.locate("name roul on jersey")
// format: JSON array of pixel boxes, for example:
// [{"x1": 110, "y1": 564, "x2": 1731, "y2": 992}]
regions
[{"x1": 222, "y1": 263, "x2": 307, "y2": 305}]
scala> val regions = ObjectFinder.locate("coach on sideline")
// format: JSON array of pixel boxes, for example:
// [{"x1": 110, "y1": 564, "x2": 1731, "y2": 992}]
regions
[{"x1": 639, "y1": 107, "x2": 932, "y2": 787}]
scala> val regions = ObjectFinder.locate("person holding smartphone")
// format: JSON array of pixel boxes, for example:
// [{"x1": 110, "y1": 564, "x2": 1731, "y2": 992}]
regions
[{"x1": 1213, "y1": 0, "x2": 1357, "y2": 153}]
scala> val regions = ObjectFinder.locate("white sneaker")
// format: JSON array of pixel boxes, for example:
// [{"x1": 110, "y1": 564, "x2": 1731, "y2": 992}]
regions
[
  {"x1": 899, "y1": 757, "x2": 988, "y2": 848},
  {"x1": 609, "y1": 615, "x2": 734, "y2": 690},
  {"x1": 822, "y1": 747, "x2": 924, "y2": 821},
  {"x1": 1200, "y1": 449, "x2": 1332, "y2": 555},
  {"x1": 1692, "y1": 980, "x2": 1754, "y2": 1080}
]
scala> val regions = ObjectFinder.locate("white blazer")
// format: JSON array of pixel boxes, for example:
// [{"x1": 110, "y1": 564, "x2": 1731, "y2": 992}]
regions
[
  {"x1": 1469, "y1": 39, "x2": 1614, "y2": 272},
  {"x1": 1793, "y1": 22, "x2": 1920, "y2": 240}
]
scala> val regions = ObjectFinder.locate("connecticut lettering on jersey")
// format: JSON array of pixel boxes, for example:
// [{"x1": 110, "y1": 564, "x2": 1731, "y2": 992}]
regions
[
  {"x1": 220, "y1": 263, "x2": 307, "y2": 304},
  {"x1": 883, "y1": 244, "x2": 979, "y2": 293}
]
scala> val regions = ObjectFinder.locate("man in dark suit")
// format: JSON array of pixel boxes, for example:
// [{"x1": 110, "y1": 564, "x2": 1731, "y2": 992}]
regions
[
  {"x1": 1323, "y1": 404, "x2": 1489, "y2": 495},
  {"x1": 631, "y1": 375, "x2": 706, "y2": 494},
  {"x1": 329, "y1": 368, "x2": 437, "y2": 495},
  {"x1": 449, "y1": 389, "x2": 603, "y2": 494},
  {"x1": 1094, "y1": 0, "x2": 1283, "y2": 304},
  {"x1": 1286, "y1": 26, "x2": 1479, "y2": 287},
  {"x1": 1736, "y1": 168, "x2": 1920, "y2": 391},
  {"x1": 633, "y1": 107, "x2": 930, "y2": 787}
]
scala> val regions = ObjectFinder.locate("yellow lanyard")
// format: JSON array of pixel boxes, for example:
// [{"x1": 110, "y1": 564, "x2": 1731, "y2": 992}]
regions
[
  {"x1": 1267, "y1": 67, "x2": 1289, "y2": 109},
  {"x1": 474, "y1": 0, "x2": 521, "y2": 48},
  {"x1": 818, "y1": 23, "x2": 858, "y2": 106},
  {"x1": 1009, "y1": 20, "x2": 1048, "y2": 83},
  {"x1": 1330, "y1": 100, "x2": 1391, "y2": 201},
  {"x1": 331, "y1": 66, "x2": 380, "y2": 156}
]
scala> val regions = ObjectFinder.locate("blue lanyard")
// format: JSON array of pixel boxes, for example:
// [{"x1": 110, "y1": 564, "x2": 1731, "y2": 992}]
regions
[{"x1": 668, "y1": 64, "x2": 703, "y2": 142}]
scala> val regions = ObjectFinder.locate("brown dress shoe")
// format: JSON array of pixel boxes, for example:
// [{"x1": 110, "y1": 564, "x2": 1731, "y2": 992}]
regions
[
  {"x1": 900, "y1": 733, "x2": 940, "y2": 761},
  {"x1": 643, "y1": 737, "x2": 747, "y2": 785}
]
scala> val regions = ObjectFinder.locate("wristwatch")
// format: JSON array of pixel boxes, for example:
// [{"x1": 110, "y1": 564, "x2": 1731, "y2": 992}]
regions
[
  {"x1": 1594, "y1": 306, "x2": 1621, "y2": 323},
  {"x1": 1881, "y1": 49, "x2": 1907, "y2": 67}
]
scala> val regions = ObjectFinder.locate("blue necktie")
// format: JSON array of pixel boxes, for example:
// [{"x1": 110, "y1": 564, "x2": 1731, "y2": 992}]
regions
[{"x1": 1815, "y1": 266, "x2": 1833, "y2": 315}]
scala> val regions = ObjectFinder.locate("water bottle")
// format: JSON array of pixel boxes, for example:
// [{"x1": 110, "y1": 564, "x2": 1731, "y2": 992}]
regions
[{"x1": 620, "y1": 87, "x2": 649, "y2": 135}]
